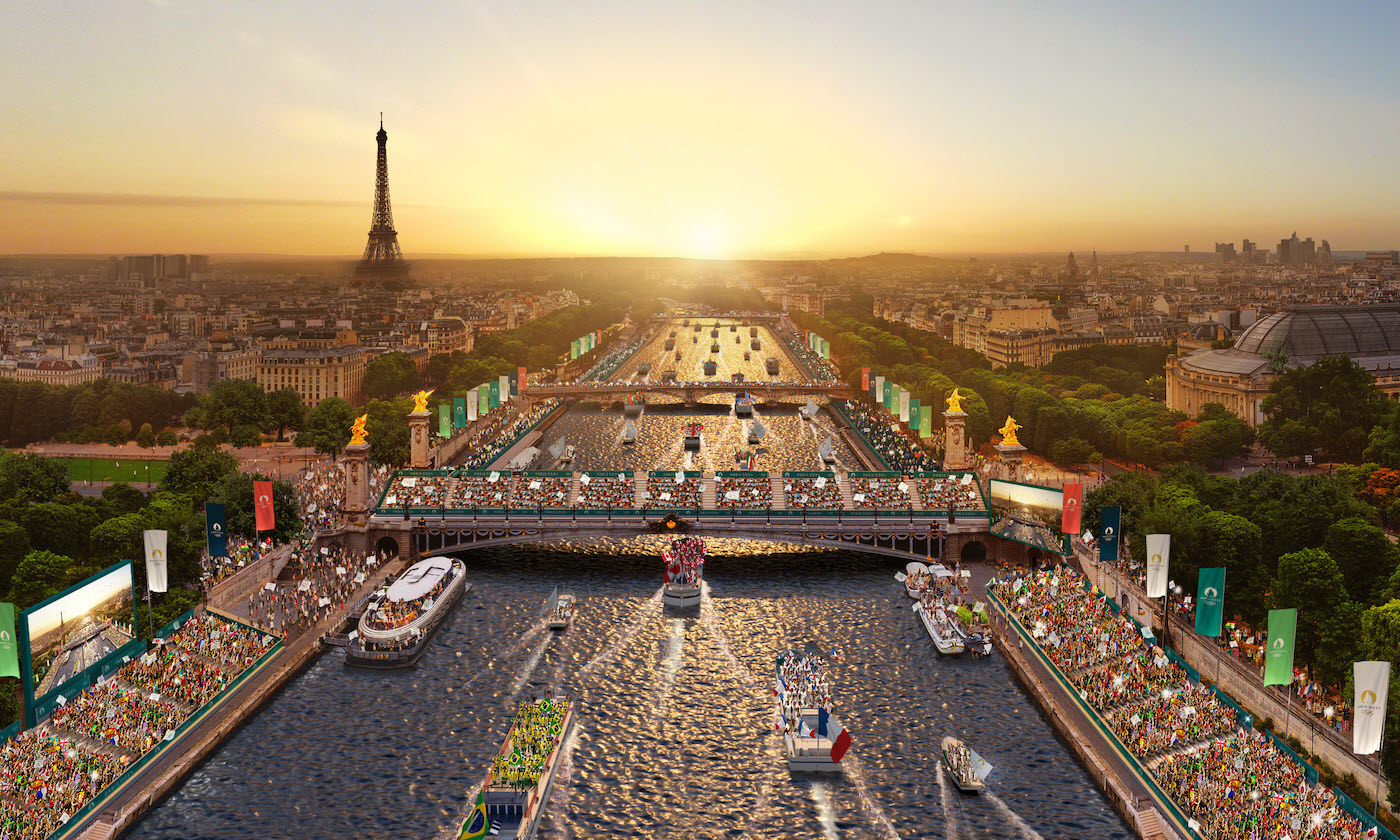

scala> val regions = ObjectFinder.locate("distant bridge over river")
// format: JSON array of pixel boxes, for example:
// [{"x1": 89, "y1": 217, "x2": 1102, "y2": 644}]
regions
[{"x1": 525, "y1": 381, "x2": 854, "y2": 403}]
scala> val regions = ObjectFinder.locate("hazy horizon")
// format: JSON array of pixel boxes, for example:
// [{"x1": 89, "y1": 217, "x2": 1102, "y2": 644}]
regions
[{"x1": 6, "y1": 1, "x2": 1399, "y2": 257}]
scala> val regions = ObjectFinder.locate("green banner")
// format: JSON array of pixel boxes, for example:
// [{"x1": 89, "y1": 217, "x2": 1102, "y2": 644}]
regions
[
  {"x1": 0, "y1": 603, "x2": 16, "y2": 679},
  {"x1": 1264, "y1": 608, "x2": 1296, "y2": 686},
  {"x1": 453, "y1": 398, "x2": 466, "y2": 430},
  {"x1": 783, "y1": 470, "x2": 835, "y2": 479},
  {"x1": 882, "y1": 381, "x2": 893, "y2": 410},
  {"x1": 439, "y1": 404, "x2": 451, "y2": 437},
  {"x1": 717, "y1": 470, "x2": 767, "y2": 478},
  {"x1": 570, "y1": 339, "x2": 580, "y2": 359},
  {"x1": 1195, "y1": 567, "x2": 1225, "y2": 637},
  {"x1": 489, "y1": 380, "x2": 501, "y2": 408},
  {"x1": 910, "y1": 398, "x2": 921, "y2": 430},
  {"x1": 920, "y1": 411, "x2": 932, "y2": 439},
  {"x1": 478, "y1": 386, "x2": 490, "y2": 416}
]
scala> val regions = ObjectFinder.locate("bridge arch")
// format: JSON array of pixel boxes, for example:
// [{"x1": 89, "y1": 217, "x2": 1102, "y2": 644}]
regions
[
  {"x1": 958, "y1": 538, "x2": 988, "y2": 565},
  {"x1": 393, "y1": 525, "x2": 945, "y2": 564},
  {"x1": 376, "y1": 535, "x2": 401, "y2": 560}
]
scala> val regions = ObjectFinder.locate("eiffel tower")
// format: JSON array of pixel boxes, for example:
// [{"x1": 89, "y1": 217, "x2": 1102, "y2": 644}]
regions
[{"x1": 353, "y1": 115, "x2": 412, "y2": 288}]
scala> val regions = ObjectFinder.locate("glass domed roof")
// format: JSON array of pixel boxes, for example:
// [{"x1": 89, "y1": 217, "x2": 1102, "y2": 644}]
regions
[{"x1": 1233, "y1": 306, "x2": 1400, "y2": 359}]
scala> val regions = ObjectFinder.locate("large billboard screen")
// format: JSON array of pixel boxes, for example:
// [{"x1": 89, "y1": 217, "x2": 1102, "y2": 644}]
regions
[
  {"x1": 988, "y1": 479, "x2": 1065, "y2": 521},
  {"x1": 21, "y1": 561, "x2": 135, "y2": 700}
]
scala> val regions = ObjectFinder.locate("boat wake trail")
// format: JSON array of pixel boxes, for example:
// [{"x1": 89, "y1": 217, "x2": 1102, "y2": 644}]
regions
[
  {"x1": 698, "y1": 582, "x2": 758, "y2": 693},
  {"x1": 510, "y1": 634, "x2": 554, "y2": 695},
  {"x1": 935, "y1": 762, "x2": 963, "y2": 840},
  {"x1": 495, "y1": 618, "x2": 547, "y2": 659},
  {"x1": 842, "y1": 756, "x2": 902, "y2": 840},
  {"x1": 574, "y1": 588, "x2": 664, "y2": 683},
  {"x1": 810, "y1": 781, "x2": 840, "y2": 840},
  {"x1": 984, "y1": 790, "x2": 1045, "y2": 840},
  {"x1": 655, "y1": 618, "x2": 685, "y2": 713},
  {"x1": 542, "y1": 723, "x2": 584, "y2": 840}
]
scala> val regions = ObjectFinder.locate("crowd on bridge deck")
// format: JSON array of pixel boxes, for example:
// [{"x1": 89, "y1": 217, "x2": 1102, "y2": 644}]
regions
[
  {"x1": 449, "y1": 473, "x2": 509, "y2": 508},
  {"x1": 783, "y1": 475, "x2": 844, "y2": 510},
  {"x1": 380, "y1": 474, "x2": 452, "y2": 509},
  {"x1": 849, "y1": 475, "x2": 912, "y2": 509},
  {"x1": 716, "y1": 474, "x2": 772, "y2": 508},
  {"x1": 915, "y1": 474, "x2": 984, "y2": 512},
  {"x1": 644, "y1": 475, "x2": 702, "y2": 509},
  {"x1": 459, "y1": 399, "x2": 561, "y2": 471},
  {"x1": 513, "y1": 475, "x2": 572, "y2": 508},
  {"x1": 244, "y1": 543, "x2": 379, "y2": 636},
  {"x1": 576, "y1": 472, "x2": 634, "y2": 508},
  {"x1": 990, "y1": 564, "x2": 1375, "y2": 840},
  {"x1": 841, "y1": 400, "x2": 940, "y2": 473},
  {"x1": 0, "y1": 614, "x2": 278, "y2": 840}
]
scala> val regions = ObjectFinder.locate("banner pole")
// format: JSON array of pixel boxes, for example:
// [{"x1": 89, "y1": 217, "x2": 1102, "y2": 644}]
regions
[
  {"x1": 1283, "y1": 681, "x2": 1292, "y2": 742},
  {"x1": 1376, "y1": 724, "x2": 1386, "y2": 817}
]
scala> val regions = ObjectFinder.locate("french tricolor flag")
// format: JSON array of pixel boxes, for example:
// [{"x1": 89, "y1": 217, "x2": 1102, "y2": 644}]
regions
[{"x1": 818, "y1": 708, "x2": 852, "y2": 763}]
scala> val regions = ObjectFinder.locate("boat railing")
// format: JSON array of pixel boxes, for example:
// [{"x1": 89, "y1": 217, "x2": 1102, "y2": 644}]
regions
[{"x1": 359, "y1": 563, "x2": 465, "y2": 643}]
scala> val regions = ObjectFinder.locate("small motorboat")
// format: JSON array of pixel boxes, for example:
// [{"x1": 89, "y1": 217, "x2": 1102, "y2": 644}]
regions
[
  {"x1": 548, "y1": 436, "x2": 574, "y2": 466},
  {"x1": 765, "y1": 358, "x2": 780, "y2": 375},
  {"x1": 683, "y1": 422, "x2": 703, "y2": 451},
  {"x1": 622, "y1": 419, "x2": 638, "y2": 445},
  {"x1": 747, "y1": 417, "x2": 767, "y2": 446},
  {"x1": 542, "y1": 586, "x2": 577, "y2": 631},
  {"x1": 817, "y1": 435, "x2": 836, "y2": 466}
]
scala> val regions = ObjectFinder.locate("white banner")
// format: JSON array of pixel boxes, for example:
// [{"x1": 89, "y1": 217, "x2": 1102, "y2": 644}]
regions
[
  {"x1": 1145, "y1": 533, "x2": 1170, "y2": 598},
  {"x1": 466, "y1": 390, "x2": 479, "y2": 422},
  {"x1": 1354, "y1": 660, "x2": 1391, "y2": 755},
  {"x1": 899, "y1": 389, "x2": 911, "y2": 423},
  {"x1": 143, "y1": 529, "x2": 168, "y2": 593}
]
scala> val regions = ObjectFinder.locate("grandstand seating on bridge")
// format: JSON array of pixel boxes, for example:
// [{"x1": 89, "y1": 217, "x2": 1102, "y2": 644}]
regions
[
  {"x1": 715, "y1": 474, "x2": 772, "y2": 508},
  {"x1": 915, "y1": 474, "x2": 985, "y2": 512},
  {"x1": 449, "y1": 473, "x2": 511, "y2": 508},
  {"x1": 577, "y1": 471, "x2": 635, "y2": 508},
  {"x1": 849, "y1": 475, "x2": 913, "y2": 510},
  {"x1": 381, "y1": 473, "x2": 453, "y2": 509},
  {"x1": 645, "y1": 474, "x2": 702, "y2": 509},
  {"x1": 512, "y1": 474, "x2": 573, "y2": 508},
  {"x1": 783, "y1": 475, "x2": 844, "y2": 510}
]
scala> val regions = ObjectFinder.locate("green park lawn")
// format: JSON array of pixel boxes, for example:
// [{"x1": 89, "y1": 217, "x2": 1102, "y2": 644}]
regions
[{"x1": 53, "y1": 457, "x2": 169, "y2": 485}]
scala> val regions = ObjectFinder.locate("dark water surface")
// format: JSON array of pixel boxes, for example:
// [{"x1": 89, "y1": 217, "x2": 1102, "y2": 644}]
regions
[{"x1": 126, "y1": 540, "x2": 1132, "y2": 840}]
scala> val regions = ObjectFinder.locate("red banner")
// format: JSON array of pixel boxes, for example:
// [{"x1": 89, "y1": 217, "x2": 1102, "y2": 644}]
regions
[
  {"x1": 518, "y1": 366, "x2": 528, "y2": 392},
  {"x1": 254, "y1": 480, "x2": 275, "y2": 532},
  {"x1": 1061, "y1": 483, "x2": 1083, "y2": 535},
  {"x1": 861, "y1": 367, "x2": 870, "y2": 391}
]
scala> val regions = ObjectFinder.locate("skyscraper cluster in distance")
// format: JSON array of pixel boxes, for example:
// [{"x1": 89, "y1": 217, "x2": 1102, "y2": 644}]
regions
[
  {"x1": 105, "y1": 254, "x2": 210, "y2": 287},
  {"x1": 1214, "y1": 233, "x2": 1331, "y2": 266}
]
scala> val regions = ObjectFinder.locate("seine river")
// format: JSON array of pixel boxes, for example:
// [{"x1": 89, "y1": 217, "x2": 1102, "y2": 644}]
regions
[{"x1": 126, "y1": 541, "x2": 1132, "y2": 840}]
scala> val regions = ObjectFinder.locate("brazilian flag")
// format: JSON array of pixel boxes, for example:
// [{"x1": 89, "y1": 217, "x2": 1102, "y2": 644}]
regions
[{"x1": 459, "y1": 790, "x2": 491, "y2": 839}]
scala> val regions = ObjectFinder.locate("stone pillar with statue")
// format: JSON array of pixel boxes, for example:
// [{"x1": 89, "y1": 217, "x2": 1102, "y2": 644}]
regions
[
  {"x1": 409, "y1": 389, "x2": 434, "y2": 469},
  {"x1": 994, "y1": 416, "x2": 1027, "y2": 482},
  {"x1": 342, "y1": 414, "x2": 372, "y2": 531},
  {"x1": 942, "y1": 388, "x2": 973, "y2": 471}
]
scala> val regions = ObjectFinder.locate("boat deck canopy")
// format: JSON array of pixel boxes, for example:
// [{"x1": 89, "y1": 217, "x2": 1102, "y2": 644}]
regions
[{"x1": 386, "y1": 558, "x2": 454, "y2": 602}]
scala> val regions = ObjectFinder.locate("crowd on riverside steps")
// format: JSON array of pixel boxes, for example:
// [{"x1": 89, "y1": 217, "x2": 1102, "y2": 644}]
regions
[
  {"x1": 0, "y1": 614, "x2": 277, "y2": 840},
  {"x1": 293, "y1": 460, "x2": 389, "y2": 531},
  {"x1": 199, "y1": 537, "x2": 269, "y2": 589},
  {"x1": 459, "y1": 399, "x2": 561, "y2": 471},
  {"x1": 244, "y1": 543, "x2": 379, "y2": 636},
  {"x1": 841, "y1": 400, "x2": 940, "y2": 473},
  {"x1": 991, "y1": 564, "x2": 1373, "y2": 840}
]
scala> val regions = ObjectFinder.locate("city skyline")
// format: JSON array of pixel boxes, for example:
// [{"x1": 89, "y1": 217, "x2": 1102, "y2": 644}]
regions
[{"x1": 5, "y1": 1, "x2": 1400, "y2": 258}]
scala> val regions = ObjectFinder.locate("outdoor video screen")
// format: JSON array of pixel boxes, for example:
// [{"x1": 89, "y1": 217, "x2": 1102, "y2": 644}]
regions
[
  {"x1": 989, "y1": 479, "x2": 1064, "y2": 521},
  {"x1": 22, "y1": 561, "x2": 135, "y2": 698}
]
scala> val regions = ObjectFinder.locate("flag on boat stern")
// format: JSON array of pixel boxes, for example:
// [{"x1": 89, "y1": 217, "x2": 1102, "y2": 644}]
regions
[
  {"x1": 459, "y1": 791, "x2": 491, "y2": 839},
  {"x1": 818, "y1": 708, "x2": 852, "y2": 762}
]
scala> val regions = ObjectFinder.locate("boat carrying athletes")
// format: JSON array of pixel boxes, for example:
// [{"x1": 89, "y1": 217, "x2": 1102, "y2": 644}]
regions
[
  {"x1": 773, "y1": 649, "x2": 852, "y2": 772},
  {"x1": 662, "y1": 536, "x2": 705, "y2": 608},
  {"x1": 458, "y1": 693, "x2": 576, "y2": 839}
]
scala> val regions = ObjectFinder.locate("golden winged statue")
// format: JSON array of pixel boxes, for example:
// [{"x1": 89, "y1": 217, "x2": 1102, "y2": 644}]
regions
[
  {"x1": 945, "y1": 388, "x2": 964, "y2": 413},
  {"x1": 411, "y1": 389, "x2": 434, "y2": 414},
  {"x1": 998, "y1": 416, "x2": 1022, "y2": 446},
  {"x1": 349, "y1": 414, "x2": 370, "y2": 446}
]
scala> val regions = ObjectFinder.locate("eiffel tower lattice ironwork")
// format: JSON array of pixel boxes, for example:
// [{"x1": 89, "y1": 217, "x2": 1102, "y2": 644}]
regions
[{"x1": 354, "y1": 114, "x2": 411, "y2": 287}]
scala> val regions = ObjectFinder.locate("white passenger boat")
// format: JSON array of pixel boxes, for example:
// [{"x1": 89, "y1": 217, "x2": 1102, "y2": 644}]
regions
[
  {"x1": 914, "y1": 601, "x2": 966, "y2": 656},
  {"x1": 662, "y1": 536, "x2": 705, "y2": 608},
  {"x1": 897, "y1": 561, "x2": 930, "y2": 599},
  {"x1": 818, "y1": 435, "x2": 836, "y2": 465},
  {"x1": 941, "y1": 736, "x2": 991, "y2": 793},
  {"x1": 541, "y1": 587, "x2": 576, "y2": 631},
  {"x1": 347, "y1": 557, "x2": 469, "y2": 669},
  {"x1": 457, "y1": 693, "x2": 576, "y2": 839},
  {"x1": 798, "y1": 397, "x2": 819, "y2": 421},
  {"x1": 775, "y1": 651, "x2": 851, "y2": 773}
]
